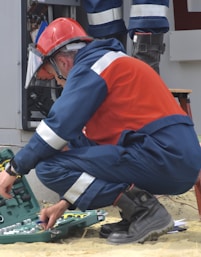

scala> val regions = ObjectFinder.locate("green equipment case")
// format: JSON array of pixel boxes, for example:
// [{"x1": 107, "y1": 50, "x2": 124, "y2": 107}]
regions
[{"x1": 0, "y1": 148, "x2": 106, "y2": 244}]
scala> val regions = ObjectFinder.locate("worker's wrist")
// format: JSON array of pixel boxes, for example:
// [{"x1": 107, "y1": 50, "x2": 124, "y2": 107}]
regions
[
  {"x1": 5, "y1": 161, "x2": 20, "y2": 177},
  {"x1": 59, "y1": 198, "x2": 70, "y2": 210}
]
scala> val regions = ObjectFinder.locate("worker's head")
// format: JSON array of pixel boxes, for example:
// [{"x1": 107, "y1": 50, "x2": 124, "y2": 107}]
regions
[{"x1": 25, "y1": 17, "x2": 93, "y2": 88}]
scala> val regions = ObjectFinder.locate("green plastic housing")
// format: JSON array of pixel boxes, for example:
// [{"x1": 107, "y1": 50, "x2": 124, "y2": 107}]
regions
[
  {"x1": 0, "y1": 148, "x2": 105, "y2": 244},
  {"x1": 0, "y1": 176, "x2": 105, "y2": 244}
]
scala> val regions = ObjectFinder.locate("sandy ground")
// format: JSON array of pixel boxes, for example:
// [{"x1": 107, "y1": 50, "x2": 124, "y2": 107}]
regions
[{"x1": 0, "y1": 188, "x2": 201, "y2": 257}]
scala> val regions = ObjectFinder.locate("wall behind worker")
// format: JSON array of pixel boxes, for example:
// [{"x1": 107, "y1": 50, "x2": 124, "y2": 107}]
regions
[{"x1": 160, "y1": 0, "x2": 201, "y2": 134}]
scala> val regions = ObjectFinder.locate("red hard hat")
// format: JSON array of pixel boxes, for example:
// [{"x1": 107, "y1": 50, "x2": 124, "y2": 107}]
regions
[
  {"x1": 25, "y1": 17, "x2": 93, "y2": 88},
  {"x1": 37, "y1": 17, "x2": 93, "y2": 57}
]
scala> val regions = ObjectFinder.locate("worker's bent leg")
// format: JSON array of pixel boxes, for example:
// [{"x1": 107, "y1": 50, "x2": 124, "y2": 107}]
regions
[
  {"x1": 36, "y1": 117, "x2": 201, "y2": 211},
  {"x1": 35, "y1": 155, "x2": 128, "y2": 210}
]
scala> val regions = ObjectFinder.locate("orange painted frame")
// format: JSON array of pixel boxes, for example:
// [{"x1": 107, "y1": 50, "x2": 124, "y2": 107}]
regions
[{"x1": 170, "y1": 88, "x2": 201, "y2": 219}]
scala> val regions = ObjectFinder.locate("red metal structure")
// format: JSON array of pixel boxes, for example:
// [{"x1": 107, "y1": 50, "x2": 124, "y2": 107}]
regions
[{"x1": 170, "y1": 88, "x2": 201, "y2": 219}]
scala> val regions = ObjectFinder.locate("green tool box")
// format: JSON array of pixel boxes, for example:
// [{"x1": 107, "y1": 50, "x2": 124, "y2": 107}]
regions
[{"x1": 0, "y1": 148, "x2": 106, "y2": 244}]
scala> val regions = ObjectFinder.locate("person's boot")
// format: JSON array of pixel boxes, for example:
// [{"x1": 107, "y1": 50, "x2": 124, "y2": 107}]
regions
[
  {"x1": 107, "y1": 185, "x2": 174, "y2": 244},
  {"x1": 99, "y1": 212, "x2": 130, "y2": 238},
  {"x1": 132, "y1": 33, "x2": 165, "y2": 74}
]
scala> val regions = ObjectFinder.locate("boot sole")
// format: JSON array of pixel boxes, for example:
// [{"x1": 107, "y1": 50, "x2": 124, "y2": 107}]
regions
[
  {"x1": 99, "y1": 224, "x2": 130, "y2": 238},
  {"x1": 107, "y1": 217, "x2": 174, "y2": 244}
]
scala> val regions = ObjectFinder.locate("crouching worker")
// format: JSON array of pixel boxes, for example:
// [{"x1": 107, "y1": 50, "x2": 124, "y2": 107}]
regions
[{"x1": 0, "y1": 18, "x2": 201, "y2": 244}]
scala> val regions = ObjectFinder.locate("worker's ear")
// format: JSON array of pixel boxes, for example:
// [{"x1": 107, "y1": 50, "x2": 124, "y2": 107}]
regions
[
  {"x1": 56, "y1": 55, "x2": 69, "y2": 69},
  {"x1": 55, "y1": 54, "x2": 74, "y2": 72}
]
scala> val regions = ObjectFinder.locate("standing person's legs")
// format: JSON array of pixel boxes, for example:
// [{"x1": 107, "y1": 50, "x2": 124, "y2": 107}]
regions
[
  {"x1": 132, "y1": 33, "x2": 165, "y2": 74},
  {"x1": 82, "y1": 0, "x2": 127, "y2": 47},
  {"x1": 128, "y1": 0, "x2": 169, "y2": 73}
]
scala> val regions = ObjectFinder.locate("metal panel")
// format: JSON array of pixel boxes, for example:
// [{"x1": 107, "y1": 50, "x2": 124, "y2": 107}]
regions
[
  {"x1": 187, "y1": 0, "x2": 201, "y2": 12},
  {"x1": 169, "y1": 30, "x2": 201, "y2": 61},
  {"x1": 22, "y1": 1, "x2": 80, "y2": 130},
  {"x1": 0, "y1": 0, "x2": 22, "y2": 129},
  {"x1": 36, "y1": 0, "x2": 80, "y2": 6}
]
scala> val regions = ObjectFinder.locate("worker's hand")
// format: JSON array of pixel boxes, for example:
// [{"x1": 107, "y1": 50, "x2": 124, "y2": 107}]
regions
[
  {"x1": 39, "y1": 200, "x2": 70, "y2": 230},
  {"x1": 0, "y1": 171, "x2": 16, "y2": 199}
]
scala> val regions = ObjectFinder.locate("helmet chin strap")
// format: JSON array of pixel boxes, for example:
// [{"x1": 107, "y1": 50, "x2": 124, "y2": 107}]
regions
[
  {"x1": 57, "y1": 74, "x2": 67, "y2": 81},
  {"x1": 50, "y1": 58, "x2": 66, "y2": 81}
]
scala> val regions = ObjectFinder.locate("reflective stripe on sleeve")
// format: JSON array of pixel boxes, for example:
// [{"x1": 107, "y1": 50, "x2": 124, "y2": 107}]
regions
[
  {"x1": 87, "y1": 7, "x2": 122, "y2": 25},
  {"x1": 91, "y1": 51, "x2": 127, "y2": 75},
  {"x1": 130, "y1": 4, "x2": 168, "y2": 18},
  {"x1": 36, "y1": 120, "x2": 68, "y2": 150},
  {"x1": 63, "y1": 172, "x2": 95, "y2": 204}
]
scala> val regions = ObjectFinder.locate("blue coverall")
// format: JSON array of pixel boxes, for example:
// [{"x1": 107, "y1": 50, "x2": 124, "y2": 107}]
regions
[{"x1": 12, "y1": 39, "x2": 201, "y2": 211}]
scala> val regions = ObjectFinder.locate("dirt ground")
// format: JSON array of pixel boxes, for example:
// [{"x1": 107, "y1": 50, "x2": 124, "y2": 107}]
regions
[{"x1": 0, "y1": 188, "x2": 201, "y2": 257}]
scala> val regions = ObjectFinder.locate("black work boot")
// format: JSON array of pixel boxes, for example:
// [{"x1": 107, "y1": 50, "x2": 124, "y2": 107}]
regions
[
  {"x1": 107, "y1": 186, "x2": 174, "y2": 244},
  {"x1": 99, "y1": 212, "x2": 130, "y2": 238},
  {"x1": 132, "y1": 33, "x2": 165, "y2": 74}
]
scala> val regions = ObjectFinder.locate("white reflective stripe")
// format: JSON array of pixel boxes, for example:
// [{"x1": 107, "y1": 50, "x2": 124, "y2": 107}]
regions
[
  {"x1": 65, "y1": 42, "x2": 86, "y2": 51},
  {"x1": 87, "y1": 7, "x2": 122, "y2": 25},
  {"x1": 91, "y1": 51, "x2": 126, "y2": 75},
  {"x1": 36, "y1": 120, "x2": 67, "y2": 150},
  {"x1": 64, "y1": 172, "x2": 95, "y2": 204},
  {"x1": 130, "y1": 4, "x2": 168, "y2": 18}
]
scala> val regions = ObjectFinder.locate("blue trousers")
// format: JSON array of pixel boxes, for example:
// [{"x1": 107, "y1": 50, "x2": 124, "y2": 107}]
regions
[{"x1": 36, "y1": 117, "x2": 201, "y2": 211}]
